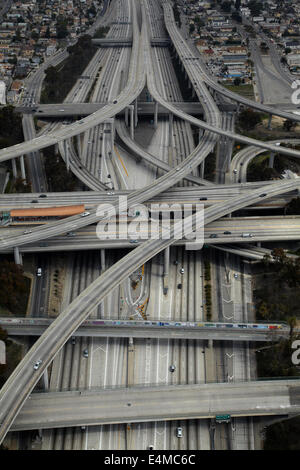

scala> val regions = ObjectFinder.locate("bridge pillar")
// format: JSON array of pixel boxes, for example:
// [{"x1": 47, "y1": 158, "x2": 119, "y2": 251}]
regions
[
  {"x1": 11, "y1": 158, "x2": 17, "y2": 178},
  {"x1": 154, "y1": 101, "x2": 158, "y2": 128},
  {"x1": 100, "y1": 249, "x2": 106, "y2": 271},
  {"x1": 163, "y1": 247, "x2": 170, "y2": 277},
  {"x1": 200, "y1": 161, "x2": 205, "y2": 179},
  {"x1": 20, "y1": 155, "x2": 26, "y2": 181},
  {"x1": 64, "y1": 140, "x2": 69, "y2": 171},
  {"x1": 257, "y1": 242, "x2": 261, "y2": 248},
  {"x1": 41, "y1": 368, "x2": 49, "y2": 391},
  {"x1": 76, "y1": 133, "x2": 81, "y2": 156},
  {"x1": 268, "y1": 152, "x2": 275, "y2": 168},
  {"x1": 134, "y1": 99, "x2": 138, "y2": 127},
  {"x1": 125, "y1": 107, "x2": 128, "y2": 126},
  {"x1": 14, "y1": 247, "x2": 22, "y2": 265},
  {"x1": 127, "y1": 105, "x2": 134, "y2": 140},
  {"x1": 110, "y1": 119, "x2": 115, "y2": 153},
  {"x1": 168, "y1": 113, "x2": 173, "y2": 147},
  {"x1": 267, "y1": 114, "x2": 272, "y2": 130}
]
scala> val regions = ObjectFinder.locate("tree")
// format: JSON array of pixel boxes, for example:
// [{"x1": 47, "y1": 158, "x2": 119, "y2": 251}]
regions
[
  {"x1": 56, "y1": 15, "x2": 68, "y2": 38},
  {"x1": 14, "y1": 28, "x2": 21, "y2": 42},
  {"x1": 285, "y1": 197, "x2": 300, "y2": 215},
  {"x1": 45, "y1": 26, "x2": 50, "y2": 38},
  {"x1": 234, "y1": 77, "x2": 241, "y2": 86},
  {"x1": 235, "y1": 0, "x2": 241, "y2": 10},
  {"x1": 238, "y1": 108, "x2": 262, "y2": 130},
  {"x1": 221, "y1": 1, "x2": 231, "y2": 12},
  {"x1": 283, "y1": 119, "x2": 296, "y2": 131},
  {"x1": 0, "y1": 260, "x2": 28, "y2": 314},
  {"x1": 31, "y1": 31, "x2": 39, "y2": 40},
  {"x1": 248, "y1": 0, "x2": 263, "y2": 16},
  {"x1": 232, "y1": 11, "x2": 242, "y2": 22}
]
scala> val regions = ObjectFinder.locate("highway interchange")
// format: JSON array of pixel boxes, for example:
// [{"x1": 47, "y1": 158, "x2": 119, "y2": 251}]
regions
[{"x1": 0, "y1": 0, "x2": 300, "y2": 451}]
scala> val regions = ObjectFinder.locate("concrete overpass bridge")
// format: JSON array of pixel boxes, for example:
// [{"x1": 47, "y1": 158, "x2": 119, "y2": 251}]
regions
[
  {"x1": 0, "y1": 317, "x2": 288, "y2": 342},
  {"x1": 9, "y1": 380, "x2": 300, "y2": 432}
]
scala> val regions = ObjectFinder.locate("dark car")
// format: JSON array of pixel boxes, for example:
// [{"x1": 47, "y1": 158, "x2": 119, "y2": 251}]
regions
[
  {"x1": 224, "y1": 231, "x2": 231, "y2": 235},
  {"x1": 39, "y1": 194, "x2": 47, "y2": 198},
  {"x1": 199, "y1": 197, "x2": 207, "y2": 201},
  {"x1": 209, "y1": 234, "x2": 218, "y2": 238},
  {"x1": 259, "y1": 193, "x2": 267, "y2": 197},
  {"x1": 31, "y1": 200, "x2": 38, "y2": 203}
]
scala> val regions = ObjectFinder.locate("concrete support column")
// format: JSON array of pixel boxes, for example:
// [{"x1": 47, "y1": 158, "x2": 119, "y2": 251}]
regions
[
  {"x1": 14, "y1": 246, "x2": 22, "y2": 265},
  {"x1": 20, "y1": 155, "x2": 26, "y2": 180},
  {"x1": 76, "y1": 133, "x2": 81, "y2": 156},
  {"x1": 130, "y1": 106, "x2": 134, "y2": 140},
  {"x1": 100, "y1": 249, "x2": 106, "y2": 271},
  {"x1": 54, "y1": 143, "x2": 59, "y2": 154},
  {"x1": 11, "y1": 158, "x2": 17, "y2": 178},
  {"x1": 134, "y1": 98, "x2": 138, "y2": 127},
  {"x1": 111, "y1": 120, "x2": 115, "y2": 153},
  {"x1": 268, "y1": 152, "x2": 275, "y2": 168},
  {"x1": 163, "y1": 247, "x2": 170, "y2": 277},
  {"x1": 125, "y1": 107, "x2": 129, "y2": 126},
  {"x1": 198, "y1": 129, "x2": 203, "y2": 144},
  {"x1": 267, "y1": 114, "x2": 272, "y2": 130},
  {"x1": 64, "y1": 139, "x2": 69, "y2": 171},
  {"x1": 168, "y1": 113, "x2": 173, "y2": 147},
  {"x1": 154, "y1": 101, "x2": 158, "y2": 128},
  {"x1": 200, "y1": 161, "x2": 205, "y2": 179},
  {"x1": 41, "y1": 369, "x2": 49, "y2": 391},
  {"x1": 257, "y1": 242, "x2": 261, "y2": 248}
]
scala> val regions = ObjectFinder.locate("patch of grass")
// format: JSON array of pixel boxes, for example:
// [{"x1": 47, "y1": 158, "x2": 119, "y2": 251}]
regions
[{"x1": 223, "y1": 84, "x2": 254, "y2": 100}]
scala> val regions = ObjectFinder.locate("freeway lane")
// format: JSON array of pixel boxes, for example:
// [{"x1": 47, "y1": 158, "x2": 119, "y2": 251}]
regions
[
  {"x1": 0, "y1": 178, "x2": 299, "y2": 444},
  {"x1": 10, "y1": 380, "x2": 300, "y2": 431},
  {"x1": 1, "y1": 216, "x2": 300, "y2": 252},
  {"x1": 0, "y1": 183, "x2": 295, "y2": 210}
]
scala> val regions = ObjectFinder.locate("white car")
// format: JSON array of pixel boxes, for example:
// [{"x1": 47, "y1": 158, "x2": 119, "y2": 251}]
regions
[
  {"x1": 23, "y1": 230, "x2": 32, "y2": 235},
  {"x1": 33, "y1": 359, "x2": 42, "y2": 370},
  {"x1": 80, "y1": 212, "x2": 90, "y2": 217}
]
